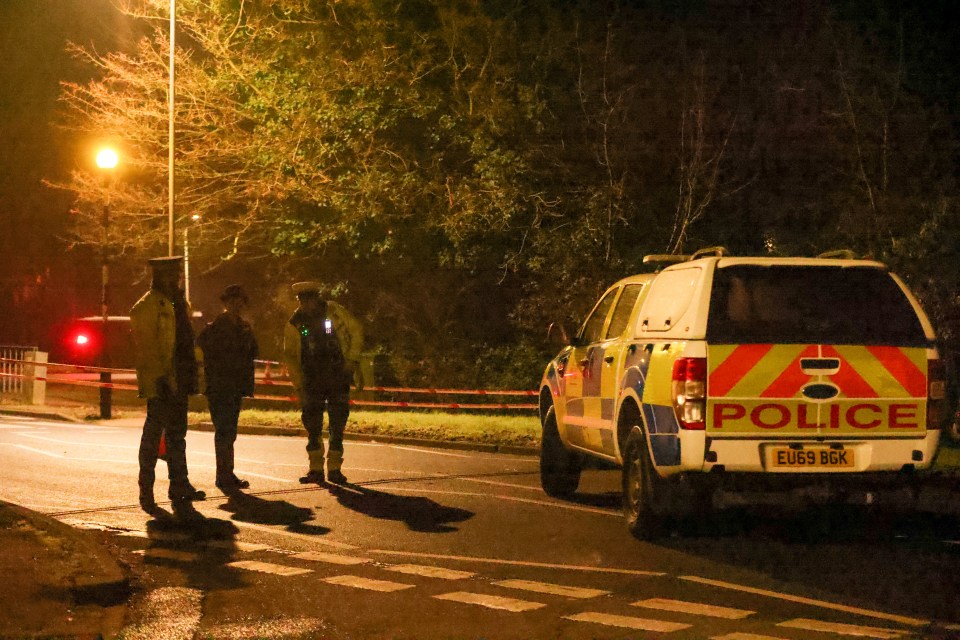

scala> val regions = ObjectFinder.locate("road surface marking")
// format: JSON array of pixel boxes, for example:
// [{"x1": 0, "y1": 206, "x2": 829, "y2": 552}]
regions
[
  {"x1": 369, "y1": 549, "x2": 664, "y2": 576},
  {"x1": 494, "y1": 579, "x2": 608, "y2": 599},
  {"x1": 681, "y1": 576, "x2": 928, "y2": 627},
  {"x1": 462, "y1": 477, "x2": 544, "y2": 492},
  {"x1": 14, "y1": 433, "x2": 135, "y2": 449},
  {"x1": 231, "y1": 520, "x2": 358, "y2": 550},
  {"x1": 383, "y1": 486, "x2": 619, "y2": 517},
  {"x1": 204, "y1": 539, "x2": 274, "y2": 552},
  {"x1": 323, "y1": 575, "x2": 414, "y2": 592},
  {"x1": 711, "y1": 634, "x2": 789, "y2": 640},
  {"x1": 119, "y1": 530, "x2": 191, "y2": 542},
  {"x1": 292, "y1": 551, "x2": 371, "y2": 565},
  {"x1": 633, "y1": 597, "x2": 754, "y2": 619},
  {"x1": 434, "y1": 591, "x2": 546, "y2": 612},
  {"x1": 4, "y1": 443, "x2": 62, "y2": 457},
  {"x1": 778, "y1": 618, "x2": 905, "y2": 639},
  {"x1": 137, "y1": 548, "x2": 199, "y2": 562},
  {"x1": 384, "y1": 564, "x2": 475, "y2": 580},
  {"x1": 564, "y1": 612, "x2": 691, "y2": 632},
  {"x1": 224, "y1": 469, "x2": 293, "y2": 483},
  {"x1": 2, "y1": 442, "x2": 137, "y2": 465},
  {"x1": 228, "y1": 560, "x2": 312, "y2": 576}
]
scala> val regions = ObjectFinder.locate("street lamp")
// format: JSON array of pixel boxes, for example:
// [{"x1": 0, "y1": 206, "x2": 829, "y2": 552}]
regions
[
  {"x1": 95, "y1": 146, "x2": 119, "y2": 419},
  {"x1": 183, "y1": 213, "x2": 200, "y2": 304}
]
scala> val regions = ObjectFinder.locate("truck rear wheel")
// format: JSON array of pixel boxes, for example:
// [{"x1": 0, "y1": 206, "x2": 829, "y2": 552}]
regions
[
  {"x1": 540, "y1": 406, "x2": 582, "y2": 498},
  {"x1": 622, "y1": 426, "x2": 666, "y2": 539}
]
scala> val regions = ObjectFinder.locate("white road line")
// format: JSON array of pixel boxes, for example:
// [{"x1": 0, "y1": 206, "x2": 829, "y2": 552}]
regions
[
  {"x1": 291, "y1": 551, "x2": 371, "y2": 565},
  {"x1": 462, "y1": 477, "x2": 543, "y2": 492},
  {"x1": 1, "y1": 442, "x2": 137, "y2": 465},
  {"x1": 368, "y1": 549, "x2": 664, "y2": 576},
  {"x1": 4, "y1": 443, "x2": 62, "y2": 457},
  {"x1": 383, "y1": 486, "x2": 620, "y2": 517},
  {"x1": 711, "y1": 634, "x2": 789, "y2": 640},
  {"x1": 228, "y1": 560, "x2": 312, "y2": 577},
  {"x1": 384, "y1": 564, "x2": 475, "y2": 580},
  {"x1": 564, "y1": 612, "x2": 691, "y2": 632},
  {"x1": 13, "y1": 433, "x2": 135, "y2": 449},
  {"x1": 633, "y1": 597, "x2": 754, "y2": 619},
  {"x1": 136, "y1": 548, "x2": 199, "y2": 562},
  {"x1": 778, "y1": 618, "x2": 906, "y2": 639},
  {"x1": 494, "y1": 579, "x2": 608, "y2": 599},
  {"x1": 231, "y1": 520, "x2": 358, "y2": 550},
  {"x1": 226, "y1": 469, "x2": 293, "y2": 483},
  {"x1": 433, "y1": 591, "x2": 546, "y2": 612},
  {"x1": 323, "y1": 575, "x2": 414, "y2": 592},
  {"x1": 681, "y1": 576, "x2": 928, "y2": 627},
  {"x1": 204, "y1": 540, "x2": 275, "y2": 553}
]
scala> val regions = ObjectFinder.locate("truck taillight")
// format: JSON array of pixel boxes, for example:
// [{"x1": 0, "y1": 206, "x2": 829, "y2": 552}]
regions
[
  {"x1": 672, "y1": 357, "x2": 706, "y2": 430},
  {"x1": 927, "y1": 357, "x2": 946, "y2": 430}
]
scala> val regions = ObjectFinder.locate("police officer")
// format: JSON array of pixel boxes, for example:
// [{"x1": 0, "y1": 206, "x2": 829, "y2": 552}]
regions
[
  {"x1": 197, "y1": 284, "x2": 259, "y2": 493},
  {"x1": 130, "y1": 256, "x2": 205, "y2": 513},
  {"x1": 283, "y1": 282, "x2": 363, "y2": 484}
]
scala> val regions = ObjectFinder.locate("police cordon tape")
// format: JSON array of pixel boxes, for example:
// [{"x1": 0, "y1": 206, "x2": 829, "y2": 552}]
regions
[{"x1": 0, "y1": 357, "x2": 538, "y2": 411}]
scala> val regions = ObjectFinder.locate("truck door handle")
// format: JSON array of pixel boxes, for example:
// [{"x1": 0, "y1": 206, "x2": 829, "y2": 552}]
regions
[{"x1": 604, "y1": 356, "x2": 615, "y2": 364}]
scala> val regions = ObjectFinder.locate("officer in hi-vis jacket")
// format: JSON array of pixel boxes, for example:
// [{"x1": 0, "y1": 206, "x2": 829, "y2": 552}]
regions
[{"x1": 283, "y1": 282, "x2": 363, "y2": 485}]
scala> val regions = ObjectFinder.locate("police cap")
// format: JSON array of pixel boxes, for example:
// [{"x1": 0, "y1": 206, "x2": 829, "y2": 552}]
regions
[
  {"x1": 148, "y1": 256, "x2": 184, "y2": 271},
  {"x1": 292, "y1": 281, "x2": 323, "y2": 298},
  {"x1": 220, "y1": 284, "x2": 249, "y2": 303}
]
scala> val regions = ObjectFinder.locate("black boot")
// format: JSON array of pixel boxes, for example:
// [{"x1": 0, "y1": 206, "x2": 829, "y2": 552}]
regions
[{"x1": 299, "y1": 470, "x2": 325, "y2": 484}]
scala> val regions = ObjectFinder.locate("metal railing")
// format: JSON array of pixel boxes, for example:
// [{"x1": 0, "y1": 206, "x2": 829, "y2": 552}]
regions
[{"x1": 0, "y1": 346, "x2": 38, "y2": 395}]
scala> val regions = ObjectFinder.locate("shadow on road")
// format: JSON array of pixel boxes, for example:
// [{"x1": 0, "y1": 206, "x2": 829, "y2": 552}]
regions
[
  {"x1": 655, "y1": 505, "x2": 960, "y2": 625},
  {"x1": 141, "y1": 502, "x2": 247, "y2": 592},
  {"x1": 218, "y1": 491, "x2": 331, "y2": 536},
  {"x1": 327, "y1": 482, "x2": 474, "y2": 533}
]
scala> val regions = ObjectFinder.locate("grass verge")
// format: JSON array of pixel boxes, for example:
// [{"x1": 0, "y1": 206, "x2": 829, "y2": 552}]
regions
[{"x1": 194, "y1": 408, "x2": 542, "y2": 449}]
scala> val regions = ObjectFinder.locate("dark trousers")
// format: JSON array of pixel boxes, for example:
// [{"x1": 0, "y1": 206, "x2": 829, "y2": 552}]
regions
[
  {"x1": 208, "y1": 392, "x2": 242, "y2": 481},
  {"x1": 139, "y1": 392, "x2": 190, "y2": 499},
  {"x1": 302, "y1": 385, "x2": 349, "y2": 454}
]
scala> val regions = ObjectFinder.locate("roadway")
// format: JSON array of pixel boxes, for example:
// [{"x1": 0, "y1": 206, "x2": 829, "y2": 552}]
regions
[{"x1": 0, "y1": 413, "x2": 958, "y2": 639}]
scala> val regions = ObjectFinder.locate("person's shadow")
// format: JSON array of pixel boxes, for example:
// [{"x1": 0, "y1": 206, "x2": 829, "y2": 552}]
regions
[
  {"x1": 327, "y1": 482, "x2": 473, "y2": 533},
  {"x1": 218, "y1": 491, "x2": 331, "y2": 536}
]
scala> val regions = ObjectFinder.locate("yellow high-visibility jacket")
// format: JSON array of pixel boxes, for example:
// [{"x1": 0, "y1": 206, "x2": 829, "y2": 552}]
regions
[
  {"x1": 283, "y1": 301, "x2": 364, "y2": 396},
  {"x1": 129, "y1": 289, "x2": 179, "y2": 399}
]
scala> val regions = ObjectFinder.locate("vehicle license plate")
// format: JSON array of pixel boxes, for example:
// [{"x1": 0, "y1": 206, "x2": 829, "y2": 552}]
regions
[{"x1": 769, "y1": 447, "x2": 854, "y2": 469}]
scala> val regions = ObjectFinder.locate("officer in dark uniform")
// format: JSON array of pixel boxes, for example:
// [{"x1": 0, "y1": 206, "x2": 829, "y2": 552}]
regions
[
  {"x1": 283, "y1": 282, "x2": 363, "y2": 484},
  {"x1": 197, "y1": 284, "x2": 259, "y2": 493},
  {"x1": 130, "y1": 256, "x2": 205, "y2": 513}
]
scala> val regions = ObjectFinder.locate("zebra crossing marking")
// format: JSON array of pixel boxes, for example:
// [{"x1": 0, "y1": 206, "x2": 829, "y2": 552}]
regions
[
  {"x1": 633, "y1": 597, "x2": 754, "y2": 619},
  {"x1": 228, "y1": 560, "x2": 312, "y2": 577},
  {"x1": 292, "y1": 551, "x2": 371, "y2": 565},
  {"x1": 493, "y1": 579, "x2": 608, "y2": 599},
  {"x1": 384, "y1": 564, "x2": 475, "y2": 580},
  {"x1": 323, "y1": 575, "x2": 415, "y2": 592},
  {"x1": 434, "y1": 591, "x2": 546, "y2": 612},
  {"x1": 777, "y1": 618, "x2": 905, "y2": 639},
  {"x1": 711, "y1": 633, "x2": 788, "y2": 640},
  {"x1": 564, "y1": 611, "x2": 691, "y2": 632},
  {"x1": 137, "y1": 548, "x2": 198, "y2": 562}
]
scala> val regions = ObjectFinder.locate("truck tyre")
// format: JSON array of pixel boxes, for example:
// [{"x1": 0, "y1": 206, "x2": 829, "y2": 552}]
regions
[
  {"x1": 540, "y1": 406, "x2": 582, "y2": 498},
  {"x1": 622, "y1": 426, "x2": 665, "y2": 539}
]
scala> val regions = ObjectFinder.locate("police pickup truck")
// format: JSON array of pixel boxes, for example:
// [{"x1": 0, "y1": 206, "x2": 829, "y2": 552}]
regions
[{"x1": 539, "y1": 248, "x2": 945, "y2": 538}]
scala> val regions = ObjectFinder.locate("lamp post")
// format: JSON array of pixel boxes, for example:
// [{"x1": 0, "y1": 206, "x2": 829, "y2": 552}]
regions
[
  {"x1": 183, "y1": 213, "x2": 200, "y2": 304},
  {"x1": 168, "y1": 0, "x2": 176, "y2": 256},
  {"x1": 95, "y1": 147, "x2": 119, "y2": 419}
]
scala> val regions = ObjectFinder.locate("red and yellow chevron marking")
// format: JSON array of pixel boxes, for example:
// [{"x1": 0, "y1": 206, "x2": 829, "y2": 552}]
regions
[{"x1": 708, "y1": 344, "x2": 927, "y2": 400}]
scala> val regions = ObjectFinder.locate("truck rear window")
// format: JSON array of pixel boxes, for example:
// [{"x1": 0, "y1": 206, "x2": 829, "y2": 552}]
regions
[{"x1": 706, "y1": 265, "x2": 928, "y2": 346}]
